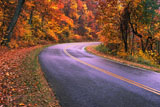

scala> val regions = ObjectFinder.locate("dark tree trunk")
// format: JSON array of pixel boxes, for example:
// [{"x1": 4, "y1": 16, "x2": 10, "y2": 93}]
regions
[
  {"x1": 124, "y1": 40, "x2": 128, "y2": 52},
  {"x1": 145, "y1": 36, "x2": 152, "y2": 51},
  {"x1": 158, "y1": 41, "x2": 160, "y2": 55},
  {"x1": 121, "y1": 23, "x2": 128, "y2": 52},
  {"x1": 129, "y1": 22, "x2": 146, "y2": 52},
  {"x1": 1, "y1": 0, "x2": 25, "y2": 46},
  {"x1": 120, "y1": 4, "x2": 132, "y2": 52},
  {"x1": 141, "y1": 39, "x2": 145, "y2": 52},
  {"x1": 124, "y1": 25, "x2": 128, "y2": 52},
  {"x1": 131, "y1": 32, "x2": 135, "y2": 55},
  {"x1": 29, "y1": 7, "x2": 34, "y2": 25},
  {"x1": 41, "y1": 15, "x2": 45, "y2": 28}
]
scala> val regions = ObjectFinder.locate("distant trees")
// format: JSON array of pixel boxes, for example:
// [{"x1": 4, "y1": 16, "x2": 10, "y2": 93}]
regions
[
  {"x1": 0, "y1": 0, "x2": 99, "y2": 47},
  {"x1": 61, "y1": 0, "x2": 98, "y2": 41},
  {"x1": 96, "y1": 0, "x2": 160, "y2": 64},
  {"x1": 97, "y1": 0, "x2": 160, "y2": 53}
]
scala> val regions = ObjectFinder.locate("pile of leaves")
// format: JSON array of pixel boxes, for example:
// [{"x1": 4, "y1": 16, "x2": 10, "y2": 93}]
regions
[{"x1": 0, "y1": 46, "x2": 60, "y2": 106}]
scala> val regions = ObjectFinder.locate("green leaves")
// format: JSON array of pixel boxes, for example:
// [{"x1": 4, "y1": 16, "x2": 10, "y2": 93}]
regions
[{"x1": 137, "y1": 0, "x2": 160, "y2": 25}]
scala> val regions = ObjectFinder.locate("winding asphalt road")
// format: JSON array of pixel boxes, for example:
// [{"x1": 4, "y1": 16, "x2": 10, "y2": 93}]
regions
[{"x1": 39, "y1": 42, "x2": 160, "y2": 107}]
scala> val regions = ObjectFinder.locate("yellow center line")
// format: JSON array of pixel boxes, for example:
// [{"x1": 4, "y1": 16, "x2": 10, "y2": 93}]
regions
[{"x1": 64, "y1": 45, "x2": 160, "y2": 96}]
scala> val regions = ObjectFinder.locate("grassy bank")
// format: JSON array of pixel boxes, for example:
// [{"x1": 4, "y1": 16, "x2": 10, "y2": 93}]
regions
[
  {"x1": 86, "y1": 45, "x2": 160, "y2": 72},
  {"x1": 5, "y1": 45, "x2": 61, "y2": 106}
]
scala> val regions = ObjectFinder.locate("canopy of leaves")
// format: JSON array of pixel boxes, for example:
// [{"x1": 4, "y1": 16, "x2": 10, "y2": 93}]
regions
[{"x1": 0, "y1": 0, "x2": 99, "y2": 47}]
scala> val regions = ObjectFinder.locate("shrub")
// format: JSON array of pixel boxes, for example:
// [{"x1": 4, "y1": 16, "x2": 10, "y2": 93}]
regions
[
  {"x1": 96, "y1": 44, "x2": 109, "y2": 53},
  {"x1": 137, "y1": 56, "x2": 151, "y2": 66}
]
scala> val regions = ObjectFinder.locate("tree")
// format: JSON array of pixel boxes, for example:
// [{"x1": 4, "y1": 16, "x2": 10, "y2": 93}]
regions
[
  {"x1": 97, "y1": 0, "x2": 160, "y2": 54},
  {"x1": 1, "y1": 0, "x2": 25, "y2": 46},
  {"x1": 128, "y1": 0, "x2": 160, "y2": 52}
]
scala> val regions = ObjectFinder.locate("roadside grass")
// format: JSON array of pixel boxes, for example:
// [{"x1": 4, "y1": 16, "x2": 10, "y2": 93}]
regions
[
  {"x1": 14, "y1": 45, "x2": 60, "y2": 106},
  {"x1": 86, "y1": 45, "x2": 160, "y2": 72}
]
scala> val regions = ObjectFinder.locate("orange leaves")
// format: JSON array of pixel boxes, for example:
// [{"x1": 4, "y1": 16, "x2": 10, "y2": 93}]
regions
[
  {"x1": 9, "y1": 0, "x2": 17, "y2": 4},
  {"x1": 47, "y1": 29, "x2": 59, "y2": 42},
  {"x1": 96, "y1": 0, "x2": 124, "y2": 46},
  {"x1": 19, "y1": 103, "x2": 25, "y2": 106},
  {"x1": 78, "y1": 0, "x2": 83, "y2": 10},
  {"x1": 58, "y1": 2, "x2": 64, "y2": 9},
  {"x1": 50, "y1": 2, "x2": 59, "y2": 10},
  {"x1": 69, "y1": 34, "x2": 83, "y2": 41},
  {"x1": 25, "y1": 1, "x2": 35, "y2": 8},
  {"x1": 0, "y1": 46, "x2": 40, "y2": 106},
  {"x1": 60, "y1": 15, "x2": 74, "y2": 27},
  {"x1": 0, "y1": 0, "x2": 98, "y2": 46}
]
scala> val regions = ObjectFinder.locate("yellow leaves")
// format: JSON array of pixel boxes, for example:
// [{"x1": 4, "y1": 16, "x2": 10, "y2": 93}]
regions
[
  {"x1": 136, "y1": 50, "x2": 157, "y2": 65},
  {"x1": 47, "y1": 29, "x2": 59, "y2": 42},
  {"x1": 83, "y1": 4, "x2": 88, "y2": 10},
  {"x1": 60, "y1": 15, "x2": 74, "y2": 27},
  {"x1": 52, "y1": 33, "x2": 59, "y2": 42},
  {"x1": 34, "y1": 15, "x2": 40, "y2": 20},
  {"x1": 70, "y1": 0, "x2": 78, "y2": 9},
  {"x1": 117, "y1": 3, "x2": 124, "y2": 13},
  {"x1": 117, "y1": 51, "x2": 128, "y2": 58},
  {"x1": 51, "y1": 4, "x2": 58, "y2": 10},
  {"x1": 0, "y1": 0, "x2": 98, "y2": 46},
  {"x1": 85, "y1": 27, "x2": 92, "y2": 33}
]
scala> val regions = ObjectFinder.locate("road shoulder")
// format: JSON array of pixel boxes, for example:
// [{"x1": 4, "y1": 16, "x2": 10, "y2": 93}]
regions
[
  {"x1": 0, "y1": 45, "x2": 61, "y2": 107},
  {"x1": 85, "y1": 45, "x2": 160, "y2": 72}
]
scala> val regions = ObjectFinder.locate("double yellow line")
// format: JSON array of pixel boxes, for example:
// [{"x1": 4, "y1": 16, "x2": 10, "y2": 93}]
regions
[{"x1": 64, "y1": 45, "x2": 160, "y2": 96}]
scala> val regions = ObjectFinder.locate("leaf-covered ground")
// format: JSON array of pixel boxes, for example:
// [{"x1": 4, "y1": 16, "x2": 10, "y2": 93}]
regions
[{"x1": 0, "y1": 46, "x2": 60, "y2": 107}]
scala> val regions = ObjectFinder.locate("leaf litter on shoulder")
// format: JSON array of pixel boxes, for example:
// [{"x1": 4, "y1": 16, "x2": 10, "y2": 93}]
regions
[{"x1": 0, "y1": 46, "x2": 60, "y2": 107}]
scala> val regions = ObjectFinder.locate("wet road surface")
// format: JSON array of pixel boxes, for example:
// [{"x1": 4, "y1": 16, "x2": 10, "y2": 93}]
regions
[{"x1": 39, "y1": 42, "x2": 160, "y2": 107}]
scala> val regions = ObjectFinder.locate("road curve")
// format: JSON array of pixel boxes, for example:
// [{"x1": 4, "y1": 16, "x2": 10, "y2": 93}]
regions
[{"x1": 39, "y1": 42, "x2": 160, "y2": 107}]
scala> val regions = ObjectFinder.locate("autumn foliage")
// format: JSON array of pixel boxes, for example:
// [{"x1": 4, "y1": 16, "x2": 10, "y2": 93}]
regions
[
  {"x1": 96, "y1": 0, "x2": 160, "y2": 65},
  {"x1": 0, "y1": 0, "x2": 98, "y2": 47},
  {"x1": 0, "y1": 0, "x2": 100, "y2": 105}
]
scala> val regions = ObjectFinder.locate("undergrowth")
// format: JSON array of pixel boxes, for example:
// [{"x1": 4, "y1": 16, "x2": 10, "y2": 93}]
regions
[{"x1": 95, "y1": 44, "x2": 160, "y2": 68}]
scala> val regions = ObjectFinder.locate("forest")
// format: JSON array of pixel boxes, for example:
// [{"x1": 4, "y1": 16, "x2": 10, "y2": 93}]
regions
[
  {"x1": 0, "y1": 0, "x2": 98, "y2": 48},
  {"x1": 1, "y1": 0, "x2": 160, "y2": 67},
  {"x1": 1, "y1": 0, "x2": 160, "y2": 106},
  {"x1": 96, "y1": 0, "x2": 160, "y2": 67}
]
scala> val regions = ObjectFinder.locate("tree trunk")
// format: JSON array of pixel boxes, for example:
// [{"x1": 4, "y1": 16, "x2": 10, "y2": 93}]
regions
[
  {"x1": 131, "y1": 32, "x2": 135, "y2": 55},
  {"x1": 120, "y1": 21, "x2": 128, "y2": 52},
  {"x1": 158, "y1": 41, "x2": 160, "y2": 55},
  {"x1": 141, "y1": 39, "x2": 145, "y2": 53},
  {"x1": 129, "y1": 22, "x2": 146, "y2": 52},
  {"x1": 125, "y1": 25, "x2": 128, "y2": 52},
  {"x1": 29, "y1": 7, "x2": 34, "y2": 25},
  {"x1": 41, "y1": 14, "x2": 45, "y2": 28},
  {"x1": 1, "y1": 0, "x2": 25, "y2": 46}
]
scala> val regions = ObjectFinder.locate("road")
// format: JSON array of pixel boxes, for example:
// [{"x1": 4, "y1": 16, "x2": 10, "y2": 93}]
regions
[{"x1": 39, "y1": 42, "x2": 160, "y2": 107}]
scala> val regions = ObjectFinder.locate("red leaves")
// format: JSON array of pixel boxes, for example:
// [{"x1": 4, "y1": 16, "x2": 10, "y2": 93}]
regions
[
  {"x1": 77, "y1": 0, "x2": 83, "y2": 10},
  {"x1": 58, "y1": 2, "x2": 64, "y2": 9}
]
